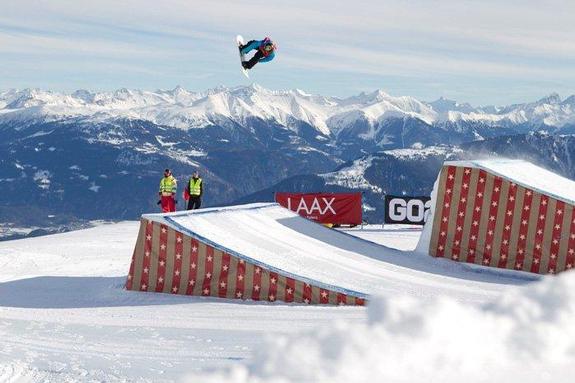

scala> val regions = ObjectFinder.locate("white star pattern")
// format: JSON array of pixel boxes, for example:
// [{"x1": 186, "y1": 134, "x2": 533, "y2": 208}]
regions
[
  {"x1": 143, "y1": 267, "x2": 149, "y2": 274},
  {"x1": 479, "y1": 178, "x2": 485, "y2": 183},
  {"x1": 526, "y1": 191, "x2": 532, "y2": 196},
  {"x1": 286, "y1": 288, "x2": 293, "y2": 295},
  {"x1": 555, "y1": 224, "x2": 561, "y2": 230},
  {"x1": 269, "y1": 295, "x2": 275, "y2": 301},
  {"x1": 507, "y1": 210, "x2": 513, "y2": 216},
  {"x1": 494, "y1": 187, "x2": 500, "y2": 192},
  {"x1": 557, "y1": 209, "x2": 563, "y2": 215},
  {"x1": 441, "y1": 231, "x2": 446, "y2": 237},
  {"x1": 192, "y1": 246, "x2": 197, "y2": 253},
  {"x1": 207, "y1": 255, "x2": 213, "y2": 262},
  {"x1": 522, "y1": 220, "x2": 528, "y2": 226},
  {"x1": 159, "y1": 260, "x2": 165, "y2": 267},
  {"x1": 483, "y1": 258, "x2": 490, "y2": 264},
  {"x1": 505, "y1": 225, "x2": 511, "y2": 231},
  {"x1": 222, "y1": 265, "x2": 228, "y2": 271},
  {"x1": 172, "y1": 287, "x2": 178, "y2": 293},
  {"x1": 238, "y1": 274, "x2": 244, "y2": 281},
  {"x1": 446, "y1": 189, "x2": 452, "y2": 194},
  {"x1": 189, "y1": 279, "x2": 195, "y2": 286},
  {"x1": 492, "y1": 201, "x2": 498, "y2": 207},
  {"x1": 161, "y1": 227, "x2": 167, "y2": 233},
  {"x1": 141, "y1": 284, "x2": 147, "y2": 290},
  {"x1": 220, "y1": 281, "x2": 226, "y2": 288},
  {"x1": 442, "y1": 217, "x2": 448, "y2": 223},
  {"x1": 542, "y1": 199, "x2": 547, "y2": 206},
  {"x1": 254, "y1": 285, "x2": 260, "y2": 291},
  {"x1": 534, "y1": 258, "x2": 540, "y2": 264},
  {"x1": 158, "y1": 276, "x2": 163, "y2": 283},
  {"x1": 203, "y1": 288, "x2": 209, "y2": 295},
  {"x1": 190, "y1": 262, "x2": 196, "y2": 269},
  {"x1": 236, "y1": 291, "x2": 243, "y2": 298},
  {"x1": 270, "y1": 277, "x2": 277, "y2": 284},
  {"x1": 321, "y1": 291, "x2": 328, "y2": 298},
  {"x1": 206, "y1": 272, "x2": 212, "y2": 279},
  {"x1": 175, "y1": 269, "x2": 180, "y2": 276},
  {"x1": 438, "y1": 245, "x2": 444, "y2": 251},
  {"x1": 448, "y1": 174, "x2": 454, "y2": 180},
  {"x1": 463, "y1": 183, "x2": 468, "y2": 189},
  {"x1": 445, "y1": 202, "x2": 450, "y2": 208},
  {"x1": 475, "y1": 207, "x2": 481, "y2": 212},
  {"x1": 255, "y1": 267, "x2": 261, "y2": 274},
  {"x1": 145, "y1": 251, "x2": 150, "y2": 257},
  {"x1": 477, "y1": 192, "x2": 483, "y2": 198},
  {"x1": 304, "y1": 298, "x2": 310, "y2": 304},
  {"x1": 160, "y1": 244, "x2": 166, "y2": 251},
  {"x1": 473, "y1": 221, "x2": 479, "y2": 227},
  {"x1": 176, "y1": 236, "x2": 182, "y2": 243},
  {"x1": 537, "y1": 229, "x2": 543, "y2": 235},
  {"x1": 465, "y1": 169, "x2": 471, "y2": 175},
  {"x1": 146, "y1": 234, "x2": 152, "y2": 241},
  {"x1": 490, "y1": 216, "x2": 495, "y2": 221},
  {"x1": 486, "y1": 244, "x2": 491, "y2": 250}
]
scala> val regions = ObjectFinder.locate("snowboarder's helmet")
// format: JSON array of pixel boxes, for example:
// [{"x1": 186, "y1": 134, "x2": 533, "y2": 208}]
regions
[{"x1": 164, "y1": 168, "x2": 171, "y2": 176}]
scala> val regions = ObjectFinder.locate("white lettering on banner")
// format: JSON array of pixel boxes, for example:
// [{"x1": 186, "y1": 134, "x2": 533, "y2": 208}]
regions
[
  {"x1": 286, "y1": 197, "x2": 337, "y2": 215},
  {"x1": 389, "y1": 199, "x2": 407, "y2": 221},
  {"x1": 389, "y1": 198, "x2": 431, "y2": 223}
]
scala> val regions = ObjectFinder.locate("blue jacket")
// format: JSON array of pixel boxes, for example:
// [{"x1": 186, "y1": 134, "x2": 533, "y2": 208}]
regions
[{"x1": 241, "y1": 40, "x2": 276, "y2": 63}]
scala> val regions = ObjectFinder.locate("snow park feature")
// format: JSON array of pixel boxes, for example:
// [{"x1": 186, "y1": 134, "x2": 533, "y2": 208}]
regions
[
  {"x1": 418, "y1": 159, "x2": 575, "y2": 275},
  {"x1": 126, "y1": 204, "x2": 365, "y2": 305},
  {"x1": 126, "y1": 203, "x2": 534, "y2": 306}
]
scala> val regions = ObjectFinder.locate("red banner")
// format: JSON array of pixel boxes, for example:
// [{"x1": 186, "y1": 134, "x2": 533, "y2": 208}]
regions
[{"x1": 275, "y1": 192, "x2": 362, "y2": 225}]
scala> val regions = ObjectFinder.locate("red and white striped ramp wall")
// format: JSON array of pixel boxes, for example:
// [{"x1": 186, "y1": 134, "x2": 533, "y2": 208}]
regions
[
  {"x1": 126, "y1": 204, "x2": 371, "y2": 305},
  {"x1": 425, "y1": 159, "x2": 575, "y2": 275}
]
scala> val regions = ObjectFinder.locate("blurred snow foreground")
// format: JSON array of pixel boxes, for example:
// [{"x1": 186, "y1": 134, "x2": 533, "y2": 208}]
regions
[{"x1": 186, "y1": 272, "x2": 575, "y2": 383}]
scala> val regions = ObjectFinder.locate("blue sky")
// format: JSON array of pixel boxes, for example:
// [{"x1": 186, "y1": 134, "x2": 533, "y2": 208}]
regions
[{"x1": 1, "y1": 0, "x2": 574, "y2": 105}]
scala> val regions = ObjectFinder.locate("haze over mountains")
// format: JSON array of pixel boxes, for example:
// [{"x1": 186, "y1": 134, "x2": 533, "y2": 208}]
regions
[{"x1": 1, "y1": 85, "x2": 575, "y2": 237}]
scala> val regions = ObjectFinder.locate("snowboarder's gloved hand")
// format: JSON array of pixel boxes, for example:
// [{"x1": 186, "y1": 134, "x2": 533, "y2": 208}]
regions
[{"x1": 157, "y1": 200, "x2": 161, "y2": 205}]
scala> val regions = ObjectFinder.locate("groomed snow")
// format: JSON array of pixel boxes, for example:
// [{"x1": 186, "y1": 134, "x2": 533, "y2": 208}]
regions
[
  {"x1": 148, "y1": 203, "x2": 535, "y2": 302},
  {"x1": 0, "y1": 215, "x2": 554, "y2": 382}
]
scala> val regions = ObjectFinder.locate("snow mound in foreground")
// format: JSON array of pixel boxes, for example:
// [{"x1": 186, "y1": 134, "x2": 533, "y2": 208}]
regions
[{"x1": 186, "y1": 272, "x2": 575, "y2": 383}]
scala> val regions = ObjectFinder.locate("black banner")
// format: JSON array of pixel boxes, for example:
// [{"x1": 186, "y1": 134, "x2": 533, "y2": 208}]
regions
[{"x1": 384, "y1": 195, "x2": 431, "y2": 225}]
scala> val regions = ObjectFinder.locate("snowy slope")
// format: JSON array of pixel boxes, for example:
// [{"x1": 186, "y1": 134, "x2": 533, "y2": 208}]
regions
[{"x1": 0, "y1": 216, "x2": 542, "y2": 382}]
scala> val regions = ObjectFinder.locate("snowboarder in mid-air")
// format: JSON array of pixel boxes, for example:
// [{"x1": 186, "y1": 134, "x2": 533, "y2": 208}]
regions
[{"x1": 238, "y1": 36, "x2": 276, "y2": 70}]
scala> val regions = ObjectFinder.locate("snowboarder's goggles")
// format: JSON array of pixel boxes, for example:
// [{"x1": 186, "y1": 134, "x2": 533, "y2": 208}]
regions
[{"x1": 264, "y1": 44, "x2": 273, "y2": 51}]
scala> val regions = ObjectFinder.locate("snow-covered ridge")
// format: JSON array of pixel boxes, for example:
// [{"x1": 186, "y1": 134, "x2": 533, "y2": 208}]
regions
[{"x1": 1, "y1": 86, "x2": 574, "y2": 133}]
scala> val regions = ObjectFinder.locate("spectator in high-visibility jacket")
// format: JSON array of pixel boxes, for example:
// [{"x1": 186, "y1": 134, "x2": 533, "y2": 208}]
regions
[
  {"x1": 185, "y1": 170, "x2": 203, "y2": 210},
  {"x1": 158, "y1": 168, "x2": 177, "y2": 212}
]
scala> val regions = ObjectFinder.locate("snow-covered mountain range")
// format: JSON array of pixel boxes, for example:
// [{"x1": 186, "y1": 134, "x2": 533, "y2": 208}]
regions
[
  {"x1": 2, "y1": 85, "x2": 575, "y2": 231},
  {"x1": 2, "y1": 85, "x2": 575, "y2": 133}
]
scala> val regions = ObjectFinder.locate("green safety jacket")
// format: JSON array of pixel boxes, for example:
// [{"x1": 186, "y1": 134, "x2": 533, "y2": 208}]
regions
[
  {"x1": 159, "y1": 175, "x2": 177, "y2": 194},
  {"x1": 189, "y1": 177, "x2": 202, "y2": 196}
]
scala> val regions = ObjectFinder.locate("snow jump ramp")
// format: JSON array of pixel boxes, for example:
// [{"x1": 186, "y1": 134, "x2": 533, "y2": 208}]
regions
[
  {"x1": 418, "y1": 159, "x2": 575, "y2": 275},
  {"x1": 126, "y1": 202, "x2": 531, "y2": 305}
]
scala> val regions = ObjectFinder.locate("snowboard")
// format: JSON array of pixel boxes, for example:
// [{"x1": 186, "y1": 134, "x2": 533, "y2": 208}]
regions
[{"x1": 236, "y1": 35, "x2": 250, "y2": 78}]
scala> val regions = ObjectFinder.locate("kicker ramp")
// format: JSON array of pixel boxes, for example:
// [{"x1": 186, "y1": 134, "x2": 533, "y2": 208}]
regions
[{"x1": 126, "y1": 203, "x2": 532, "y2": 305}]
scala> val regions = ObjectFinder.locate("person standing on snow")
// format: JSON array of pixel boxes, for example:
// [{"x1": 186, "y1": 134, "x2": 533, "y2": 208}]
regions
[
  {"x1": 158, "y1": 168, "x2": 177, "y2": 213},
  {"x1": 184, "y1": 170, "x2": 203, "y2": 210},
  {"x1": 239, "y1": 37, "x2": 276, "y2": 70}
]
